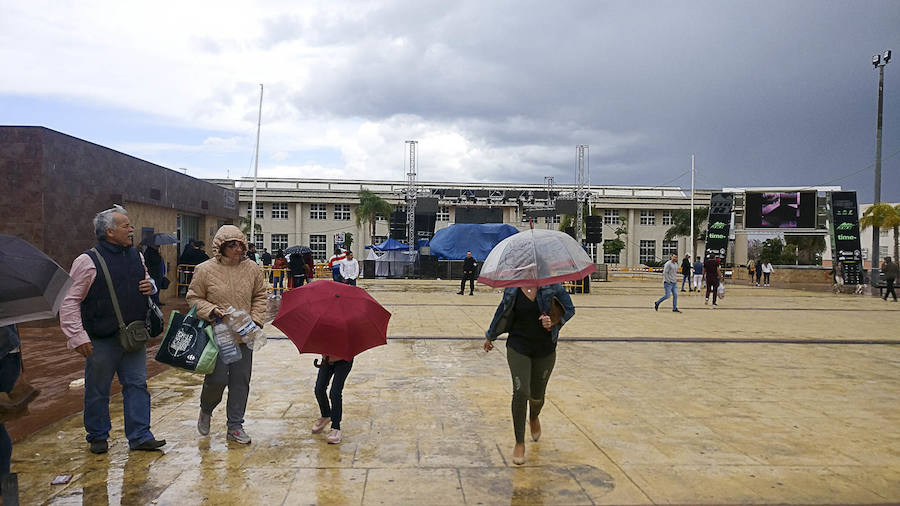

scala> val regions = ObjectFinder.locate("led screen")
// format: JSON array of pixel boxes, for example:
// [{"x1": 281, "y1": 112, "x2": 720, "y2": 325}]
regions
[{"x1": 745, "y1": 191, "x2": 816, "y2": 228}]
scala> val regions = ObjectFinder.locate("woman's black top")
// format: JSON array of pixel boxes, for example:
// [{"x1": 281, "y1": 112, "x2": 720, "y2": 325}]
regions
[{"x1": 507, "y1": 289, "x2": 556, "y2": 358}]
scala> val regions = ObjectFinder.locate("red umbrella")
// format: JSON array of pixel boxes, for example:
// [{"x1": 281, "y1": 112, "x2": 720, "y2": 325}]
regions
[{"x1": 272, "y1": 281, "x2": 390, "y2": 360}]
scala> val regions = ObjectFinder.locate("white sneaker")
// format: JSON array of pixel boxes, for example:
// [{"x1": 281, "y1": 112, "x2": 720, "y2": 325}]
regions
[
  {"x1": 326, "y1": 429, "x2": 342, "y2": 444},
  {"x1": 312, "y1": 417, "x2": 330, "y2": 434}
]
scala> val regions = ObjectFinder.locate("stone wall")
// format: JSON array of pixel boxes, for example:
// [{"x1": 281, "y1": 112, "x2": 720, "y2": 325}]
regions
[{"x1": 731, "y1": 266, "x2": 832, "y2": 284}]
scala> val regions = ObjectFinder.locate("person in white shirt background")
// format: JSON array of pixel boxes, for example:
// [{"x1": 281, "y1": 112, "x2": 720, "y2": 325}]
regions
[{"x1": 339, "y1": 251, "x2": 360, "y2": 286}]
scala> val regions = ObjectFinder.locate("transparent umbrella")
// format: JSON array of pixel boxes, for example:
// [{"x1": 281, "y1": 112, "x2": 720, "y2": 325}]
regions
[{"x1": 477, "y1": 229, "x2": 596, "y2": 288}]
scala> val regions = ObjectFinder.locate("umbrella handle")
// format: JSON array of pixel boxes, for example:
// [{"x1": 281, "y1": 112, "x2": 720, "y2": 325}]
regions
[{"x1": 313, "y1": 358, "x2": 321, "y2": 368}]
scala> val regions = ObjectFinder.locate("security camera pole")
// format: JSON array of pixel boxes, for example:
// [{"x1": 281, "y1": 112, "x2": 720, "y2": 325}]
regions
[{"x1": 871, "y1": 50, "x2": 891, "y2": 286}]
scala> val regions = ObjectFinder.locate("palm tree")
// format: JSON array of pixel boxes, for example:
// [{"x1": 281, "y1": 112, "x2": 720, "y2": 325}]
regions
[
  {"x1": 354, "y1": 189, "x2": 393, "y2": 241},
  {"x1": 238, "y1": 216, "x2": 261, "y2": 242},
  {"x1": 664, "y1": 206, "x2": 709, "y2": 252},
  {"x1": 859, "y1": 203, "x2": 900, "y2": 261}
]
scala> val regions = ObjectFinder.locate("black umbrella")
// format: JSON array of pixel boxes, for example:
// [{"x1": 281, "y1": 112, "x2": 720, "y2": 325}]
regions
[
  {"x1": 0, "y1": 235, "x2": 73, "y2": 326},
  {"x1": 284, "y1": 245, "x2": 312, "y2": 255},
  {"x1": 151, "y1": 233, "x2": 178, "y2": 246}
]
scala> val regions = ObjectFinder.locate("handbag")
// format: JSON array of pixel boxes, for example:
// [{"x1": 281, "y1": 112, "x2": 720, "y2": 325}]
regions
[
  {"x1": 147, "y1": 297, "x2": 165, "y2": 337},
  {"x1": 91, "y1": 248, "x2": 151, "y2": 352},
  {"x1": 159, "y1": 276, "x2": 171, "y2": 290},
  {"x1": 155, "y1": 306, "x2": 219, "y2": 374},
  {"x1": 548, "y1": 296, "x2": 565, "y2": 327}
]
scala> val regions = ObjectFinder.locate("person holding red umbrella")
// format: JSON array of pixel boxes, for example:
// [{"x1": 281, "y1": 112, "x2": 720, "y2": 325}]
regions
[{"x1": 272, "y1": 280, "x2": 391, "y2": 446}]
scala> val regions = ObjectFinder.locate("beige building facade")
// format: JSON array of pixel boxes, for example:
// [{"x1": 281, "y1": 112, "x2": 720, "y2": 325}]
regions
[{"x1": 208, "y1": 178, "x2": 717, "y2": 266}]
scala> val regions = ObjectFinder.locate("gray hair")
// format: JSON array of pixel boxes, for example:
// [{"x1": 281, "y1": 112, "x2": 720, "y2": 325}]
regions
[{"x1": 94, "y1": 205, "x2": 128, "y2": 240}]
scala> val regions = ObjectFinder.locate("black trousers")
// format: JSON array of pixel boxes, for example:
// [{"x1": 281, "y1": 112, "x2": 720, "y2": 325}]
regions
[
  {"x1": 315, "y1": 359, "x2": 353, "y2": 430},
  {"x1": 459, "y1": 273, "x2": 475, "y2": 293},
  {"x1": 884, "y1": 278, "x2": 897, "y2": 301}
]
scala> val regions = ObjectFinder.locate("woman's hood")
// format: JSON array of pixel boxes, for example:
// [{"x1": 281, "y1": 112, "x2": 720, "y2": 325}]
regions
[{"x1": 212, "y1": 225, "x2": 247, "y2": 261}]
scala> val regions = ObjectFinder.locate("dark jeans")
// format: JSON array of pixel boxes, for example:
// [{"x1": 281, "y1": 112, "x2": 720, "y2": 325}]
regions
[
  {"x1": 763, "y1": 272, "x2": 771, "y2": 284},
  {"x1": 84, "y1": 338, "x2": 155, "y2": 448},
  {"x1": 681, "y1": 274, "x2": 690, "y2": 290},
  {"x1": 884, "y1": 278, "x2": 897, "y2": 301},
  {"x1": 0, "y1": 353, "x2": 21, "y2": 475},
  {"x1": 459, "y1": 273, "x2": 475, "y2": 293},
  {"x1": 345, "y1": 278, "x2": 357, "y2": 286},
  {"x1": 506, "y1": 347, "x2": 555, "y2": 444},
  {"x1": 292, "y1": 275, "x2": 306, "y2": 288},
  {"x1": 706, "y1": 281, "x2": 719, "y2": 304},
  {"x1": 315, "y1": 359, "x2": 353, "y2": 430}
]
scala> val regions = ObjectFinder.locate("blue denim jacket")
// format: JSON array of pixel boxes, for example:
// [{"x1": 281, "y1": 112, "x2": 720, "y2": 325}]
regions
[{"x1": 484, "y1": 283, "x2": 576, "y2": 343}]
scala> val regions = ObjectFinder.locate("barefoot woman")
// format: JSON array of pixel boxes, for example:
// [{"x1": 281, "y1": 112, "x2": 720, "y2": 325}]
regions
[{"x1": 483, "y1": 283, "x2": 575, "y2": 465}]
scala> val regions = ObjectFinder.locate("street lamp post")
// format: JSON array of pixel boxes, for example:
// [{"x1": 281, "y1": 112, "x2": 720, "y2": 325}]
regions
[{"x1": 871, "y1": 49, "x2": 891, "y2": 286}]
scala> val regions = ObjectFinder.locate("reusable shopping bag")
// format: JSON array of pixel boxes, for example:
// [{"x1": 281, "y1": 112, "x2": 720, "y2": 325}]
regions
[{"x1": 155, "y1": 305, "x2": 219, "y2": 374}]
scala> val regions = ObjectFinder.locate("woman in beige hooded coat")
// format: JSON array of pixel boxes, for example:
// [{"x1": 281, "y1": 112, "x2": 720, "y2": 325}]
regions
[{"x1": 187, "y1": 225, "x2": 267, "y2": 444}]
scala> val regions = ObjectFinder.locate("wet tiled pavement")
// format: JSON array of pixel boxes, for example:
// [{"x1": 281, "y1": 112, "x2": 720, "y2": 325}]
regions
[{"x1": 10, "y1": 280, "x2": 900, "y2": 504}]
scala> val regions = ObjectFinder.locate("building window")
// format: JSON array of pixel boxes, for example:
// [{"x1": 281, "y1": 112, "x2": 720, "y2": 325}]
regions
[
  {"x1": 310, "y1": 203, "x2": 327, "y2": 220},
  {"x1": 639, "y1": 240, "x2": 656, "y2": 264},
  {"x1": 246, "y1": 202, "x2": 264, "y2": 219},
  {"x1": 334, "y1": 204, "x2": 351, "y2": 221},
  {"x1": 662, "y1": 240, "x2": 678, "y2": 258},
  {"x1": 271, "y1": 234, "x2": 288, "y2": 252},
  {"x1": 640, "y1": 210, "x2": 656, "y2": 226},
  {"x1": 250, "y1": 234, "x2": 263, "y2": 250},
  {"x1": 436, "y1": 206, "x2": 450, "y2": 222},
  {"x1": 271, "y1": 202, "x2": 288, "y2": 220},
  {"x1": 603, "y1": 209, "x2": 620, "y2": 225},
  {"x1": 603, "y1": 252, "x2": 620, "y2": 264},
  {"x1": 880, "y1": 245, "x2": 889, "y2": 258},
  {"x1": 309, "y1": 234, "x2": 327, "y2": 262},
  {"x1": 545, "y1": 215, "x2": 561, "y2": 224},
  {"x1": 372, "y1": 235, "x2": 387, "y2": 245},
  {"x1": 375, "y1": 212, "x2": 386, "y2": 221},
  {"x1": 662, "y1": 210, "x2": 673, "y2": 225}
]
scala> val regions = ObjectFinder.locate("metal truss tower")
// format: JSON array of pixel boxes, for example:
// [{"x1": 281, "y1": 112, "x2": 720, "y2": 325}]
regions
[
  {"x1": 405, "y1": 140, "x2": 418, "y2": 254},
  {"x1": 575, "y1": 145, "x2": 588, "y2": 244},
  {"x1": 544, "y1": 176, "x2": 555, "y2": 229}
]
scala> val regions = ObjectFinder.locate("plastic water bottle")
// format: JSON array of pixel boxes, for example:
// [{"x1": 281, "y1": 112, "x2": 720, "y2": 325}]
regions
[
  {"x1": 213, "y1": 318, "x2": 242, "y2": 364},
  {"x1": 223, "y1": 307, "x2": 266, "y2": 349}
]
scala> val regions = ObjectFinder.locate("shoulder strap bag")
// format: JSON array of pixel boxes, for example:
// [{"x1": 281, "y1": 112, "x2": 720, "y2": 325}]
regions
[{"x1": 90, "y1": 248, "x2": 151, "y2": 352}]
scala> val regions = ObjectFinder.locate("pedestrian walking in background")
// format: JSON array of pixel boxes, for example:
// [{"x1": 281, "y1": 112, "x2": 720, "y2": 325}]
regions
[
  {"x1": 703, "y1": 254, "x2": 721, "y2": 306},
  {"x1": 881, "y1": 257, "x2": 898, "y2": 301},
  {"x1": 761, "y1": 261, "x2": 774, "y2": 287},
  {"x1": 692, "y1": 256, "x2": 704, "y2": 292},
  {"x1": 247, "y1": 243, "x2": 261, "y2": 264},
  {"x1": 755, "y1": 259, "x2": 763, "y2": 286},
  {"x1": 655, "y1": 254, "x2": 681, "y2": 312},
  {"x1": 327, "y1": 248, "x2": 347, "y2": 283},
  {"x1": 458, "y1": 251, "x2": 477, "y2": 295},
  {"x1": 680, "y1": 254, "x2": 692, "y2": 292},
  {"x1": 747, "y1": 259, "x2": 756, "y2": 286},
  {"x1": 339, "y1": 251, "x2": 360, "y2": 286},
  {"x1": 484, "y1": 282, "x2": 575, "y2": 465},
  {"x1": 260, "y1": 248, "x2": 272, "y2": 267},
  {"x1": 272, "y1": 250, "x2": 288, "y2": 295},
  {"x1": 179, "y1": 239, "x2": 209, "y2": 266},
  {"x1": 311, "y1": 354, "x2": 353, "y2": 444},
  {"x1": 288, "y1": 251, "x2": 308, "y2": 288},
  {"x1": 187, "y1": 225, "x2": 267, "y2": 445},
  {"x1": 59, "y1": 205, "x2": 166, "y2": 454},
  {"x1": 143, "y1": 242, "x2": 165, "y2": 306}
]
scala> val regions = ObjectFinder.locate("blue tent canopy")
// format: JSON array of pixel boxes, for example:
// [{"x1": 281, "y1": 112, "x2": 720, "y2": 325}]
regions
[
  {"x1": 365, "y1": 237, "x2": 410, "y2": 251},
  {"x1": 429, "y1": 223, "x2": 520, "y2": 260}
]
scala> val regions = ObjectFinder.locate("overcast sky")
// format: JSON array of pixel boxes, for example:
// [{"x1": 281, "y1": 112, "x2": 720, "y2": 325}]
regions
[{"x1": 2, "y1": 1, "x2": 899, "y2": 202}]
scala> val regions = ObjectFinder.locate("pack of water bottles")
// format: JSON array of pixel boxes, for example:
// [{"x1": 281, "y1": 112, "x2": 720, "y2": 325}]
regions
[{"x1": 213, "y1": 306, "x2": 268, "y2": 361}]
